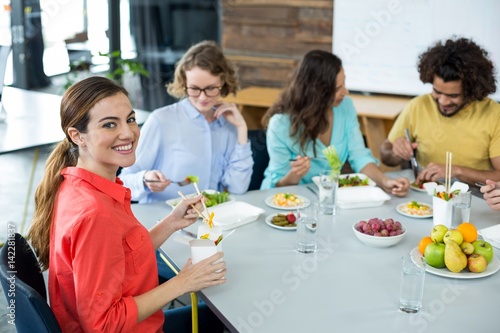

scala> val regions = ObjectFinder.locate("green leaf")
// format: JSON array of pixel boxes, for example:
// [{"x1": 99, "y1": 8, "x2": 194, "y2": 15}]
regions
[{"x1": 322, "y1": 145, "x2": 342, "y2": 175}]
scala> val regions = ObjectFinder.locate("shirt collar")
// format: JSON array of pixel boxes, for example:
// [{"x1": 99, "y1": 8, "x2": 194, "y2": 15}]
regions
[
  {"x1": 61, "y1": 167, "x2": 131, "y2": 204},
  {"x1": 180, "y1": 98, "x2": 226, "y2": 127}
]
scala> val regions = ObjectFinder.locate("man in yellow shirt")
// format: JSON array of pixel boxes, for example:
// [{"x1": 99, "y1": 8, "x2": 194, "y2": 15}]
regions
[{"x1": 380, "y1": 38, "x2": 500, "y2": 186}]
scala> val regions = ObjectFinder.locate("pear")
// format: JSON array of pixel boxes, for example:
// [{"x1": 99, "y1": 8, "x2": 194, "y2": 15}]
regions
[{"x1": 444, "y1": 241, "x2": 468, "y2": 273}]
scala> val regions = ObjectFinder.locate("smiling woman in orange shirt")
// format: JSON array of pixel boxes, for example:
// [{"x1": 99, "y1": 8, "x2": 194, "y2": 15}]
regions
[{"x1": 27, "y1": 76, "x2": 225, "y2": 332}]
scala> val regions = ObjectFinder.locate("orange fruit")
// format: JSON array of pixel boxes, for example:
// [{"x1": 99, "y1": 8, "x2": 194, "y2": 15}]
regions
[
  {"x1": 418, "y1": 236, "x2": 433, "y2": 255},
  {"x1": 457, "y1": 223, "x2": 478, "y2": 243}
]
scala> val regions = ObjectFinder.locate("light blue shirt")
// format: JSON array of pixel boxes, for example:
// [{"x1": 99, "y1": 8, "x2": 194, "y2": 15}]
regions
[
  {"x1": 120, "y1": 98, "x2": 253, "y2": 203},
  {"x1": 261, "y1": 97, "x2": 378, "y2": 189}
]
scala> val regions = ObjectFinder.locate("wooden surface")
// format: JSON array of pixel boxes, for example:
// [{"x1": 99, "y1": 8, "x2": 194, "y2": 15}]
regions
[
  {"x1": 225, "y1": 86, "x2": 411, "y2": 170},
  {"x1": 222, "y1": 1, "x2": 332, "y2": 87}
]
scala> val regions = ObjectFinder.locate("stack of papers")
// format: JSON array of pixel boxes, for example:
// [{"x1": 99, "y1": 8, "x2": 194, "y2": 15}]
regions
[{"x1": 478, "y1": 225, "x2": 500, "y2": 249}]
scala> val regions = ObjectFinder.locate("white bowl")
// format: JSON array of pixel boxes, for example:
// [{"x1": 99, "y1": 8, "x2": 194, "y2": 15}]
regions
[{"x1": 352, "y1": 222, "x2": 406, "y2": 248}]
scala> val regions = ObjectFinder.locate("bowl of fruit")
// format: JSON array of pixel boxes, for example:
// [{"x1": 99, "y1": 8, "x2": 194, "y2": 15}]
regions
[{"x1": 353, "y1": 217, "x2": 406, "y2": 247}]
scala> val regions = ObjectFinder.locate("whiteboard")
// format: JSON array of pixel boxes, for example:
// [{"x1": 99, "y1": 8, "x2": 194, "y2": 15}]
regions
[{"x1": 333, "y1": 0, "x2": 500, "y2": 102}]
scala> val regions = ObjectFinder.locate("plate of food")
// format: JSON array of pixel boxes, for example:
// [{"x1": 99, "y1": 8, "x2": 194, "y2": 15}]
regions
[
  {"x1": 411, "y1": 181, "x2": 444, "y2": 192},
  {"x1": 265, "y1": 213, "x2": 298, "y2": 230},
  {"x1": 410, "y1": 247, "x2": 500, "y2": 279},
  {"x1": 312, "y1": 173, "x2": 375, "y2": 188},
  {"x1": 165, "y1": 189, "x2": 234, "y2": 208},
  {"x1": 410, "y1": 182, "x2": 427, "y2": 192},
  {"x1": 338, "y1": 173, "x2": 376, "y2": 188},
  {"x1": 396, "y1": 201, "x2": 433, "y2": 218},
  {"x1": 264, "y1": 193, "x2": 310, "y2": 210}
]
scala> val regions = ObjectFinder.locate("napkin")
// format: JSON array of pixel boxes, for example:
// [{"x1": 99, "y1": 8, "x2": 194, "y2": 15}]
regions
[{"x1": 478, "y1": 225, "x2": 500, "y2": 248}]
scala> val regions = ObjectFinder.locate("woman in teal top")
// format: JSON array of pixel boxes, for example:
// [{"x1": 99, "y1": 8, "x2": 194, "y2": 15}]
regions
[{"x1": 261, "y1": 50, "x2": 409, "y2": 196}]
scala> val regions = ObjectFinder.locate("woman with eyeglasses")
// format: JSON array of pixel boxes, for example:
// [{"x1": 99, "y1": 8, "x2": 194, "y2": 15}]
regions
[{"x1": 120, "y1": 40, "x2": 253, "y2": 203}]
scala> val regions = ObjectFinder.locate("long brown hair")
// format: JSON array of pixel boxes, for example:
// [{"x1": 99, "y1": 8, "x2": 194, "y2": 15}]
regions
[
  {"x1": 27, "y1": 76, "x2": 128, "y2": 271},
  {"x1": 167, "y1": 40, "x2": 239, "y2": 98},
  {"x1": 262, "y1": 50, "x2": 342, "y2": 156}
]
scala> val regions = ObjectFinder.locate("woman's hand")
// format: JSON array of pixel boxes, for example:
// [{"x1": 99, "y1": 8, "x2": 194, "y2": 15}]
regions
[
  {"x1": 381, "y1": 176, "x2": 410, "y2": 197},
  {"x1": 213, "y1": 103, "x2": 248, "y2": 144},
  {"x1": 276, "y1": 156, "x2": 310, "y2": 187},
  {"x1": 175, "y1": 252, "x2": 227, "y2": 294},
  {"x1": 213, "y1": 102, "x2": 247, "y2": 129},
  {"x1": 168, "y1": 194, "x2": 205, "y2": 230},
  {"x1": 143, "y1": 170, "x2": 171, "y2": 192}
]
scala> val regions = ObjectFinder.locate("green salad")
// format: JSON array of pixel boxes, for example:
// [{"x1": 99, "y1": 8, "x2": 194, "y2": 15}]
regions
[
  {"x1": 202, "y1": 191, "x2": 230, "y2": 207},
  {"x1": 338, "y1": 175, "x2": 369, "y2": 187}
]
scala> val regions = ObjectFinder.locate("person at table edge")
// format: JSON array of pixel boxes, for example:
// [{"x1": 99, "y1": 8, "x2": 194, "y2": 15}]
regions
[
  {"x1": 481, "y1": 180, "x2": 500, "y2": 211},
  {"x1": 260, "y1": 49, "x2": 409, "y2": 197},
  {"x1": 380, "y1": 37, "x2": 500, "y2": 186}
]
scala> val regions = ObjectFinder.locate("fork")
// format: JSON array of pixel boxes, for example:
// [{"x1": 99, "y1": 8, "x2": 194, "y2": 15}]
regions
[
  {"x1": 143, "y1": 178, "x2": 192, "y2": 186},
  {"x1": 404, "y1": 128, "x2": 419, "y2": 180}
]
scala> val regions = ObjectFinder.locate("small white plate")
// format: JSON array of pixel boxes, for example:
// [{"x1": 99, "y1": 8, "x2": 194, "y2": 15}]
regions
[
  {"x1": 396, "y1": 202, "x2": 433, "y2": 219},
  {"x1": 410, "y1": 182, "x2": 427, "y2": 192},
  {"x1": 410, "y1": 247, "x2": 500, "y2": 279},
  {"x1": 265, "y1": 214, "x2": 297, "y2": 231},
  {"x1": 264, "y1": 194, "x2": 310, "y2": 210},
  {"x1": 165, "y1": 189, "x2": 235, "y2": 208}
]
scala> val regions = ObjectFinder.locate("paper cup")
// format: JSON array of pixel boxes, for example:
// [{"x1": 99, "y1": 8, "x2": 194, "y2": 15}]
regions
[{"x1": 433, "y1": 196, "x2": 453, "y2": 228}]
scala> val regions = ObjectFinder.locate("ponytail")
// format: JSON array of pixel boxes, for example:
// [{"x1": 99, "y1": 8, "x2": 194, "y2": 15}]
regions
[{"x1": 28, "y1": 138, "x2": 77, "y2": 270}]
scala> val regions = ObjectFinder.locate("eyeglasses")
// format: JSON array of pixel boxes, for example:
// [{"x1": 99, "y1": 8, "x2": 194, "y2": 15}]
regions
[{"x1": 185, "y1": 86, "x2": 222, "y2": 97}]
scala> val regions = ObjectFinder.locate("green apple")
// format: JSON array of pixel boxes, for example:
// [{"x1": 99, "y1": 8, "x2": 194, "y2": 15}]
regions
[
  {"x1": 431, "y1": 225, "x2": 448, "y2": 243},
  {"x1": 424, "y1": 242, "x2": 446, "y2": 268},
  {"x1": 468, "y1": 254, "x2": 487, "y2": 273},
  {"x1": 460, "y1": 242, "x2": 474, "y2": 255},
  {"x1": 472, "y1": 240, "x2": 494, "y2": 263},
  {"x1": 443, "y1": 229, "x2": 464, "y2": 245}
]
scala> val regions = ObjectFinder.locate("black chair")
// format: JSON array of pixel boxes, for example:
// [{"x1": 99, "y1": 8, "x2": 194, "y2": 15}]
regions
[
  {"x1": 0, "y1": 233, "x2": 62, "y2": 333},
  {"x1": 248, "y1": 129, "x2": 270, "y2": 191}
]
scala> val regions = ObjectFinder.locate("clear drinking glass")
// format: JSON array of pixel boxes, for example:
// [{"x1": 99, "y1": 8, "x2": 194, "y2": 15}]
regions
[
  {"x1": 453, "y1": 191, "x2": 472, "y2": 223},
  {"x1": 296, "y1": 203, "x2": 319, "y2": 253},
  {"x1": 399, "y1": 253, "x2": 426, "y2": 313},
  {"x1": 318, "y1": 170, "x2": 338, "y2": 215}
]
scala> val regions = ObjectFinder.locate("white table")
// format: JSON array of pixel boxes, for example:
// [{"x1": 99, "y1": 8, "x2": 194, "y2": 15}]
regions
[{"x1": 132, "y1": 171, "x2": 500, "y2": 333}]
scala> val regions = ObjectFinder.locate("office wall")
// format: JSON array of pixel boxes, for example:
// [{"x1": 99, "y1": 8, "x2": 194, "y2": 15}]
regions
[
  {"x1": 333, "y1": 0, "x2": 500, "y2": 101},
  {"x1": 221, "y1": 0, "x2": 333, "y2": 88}
]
